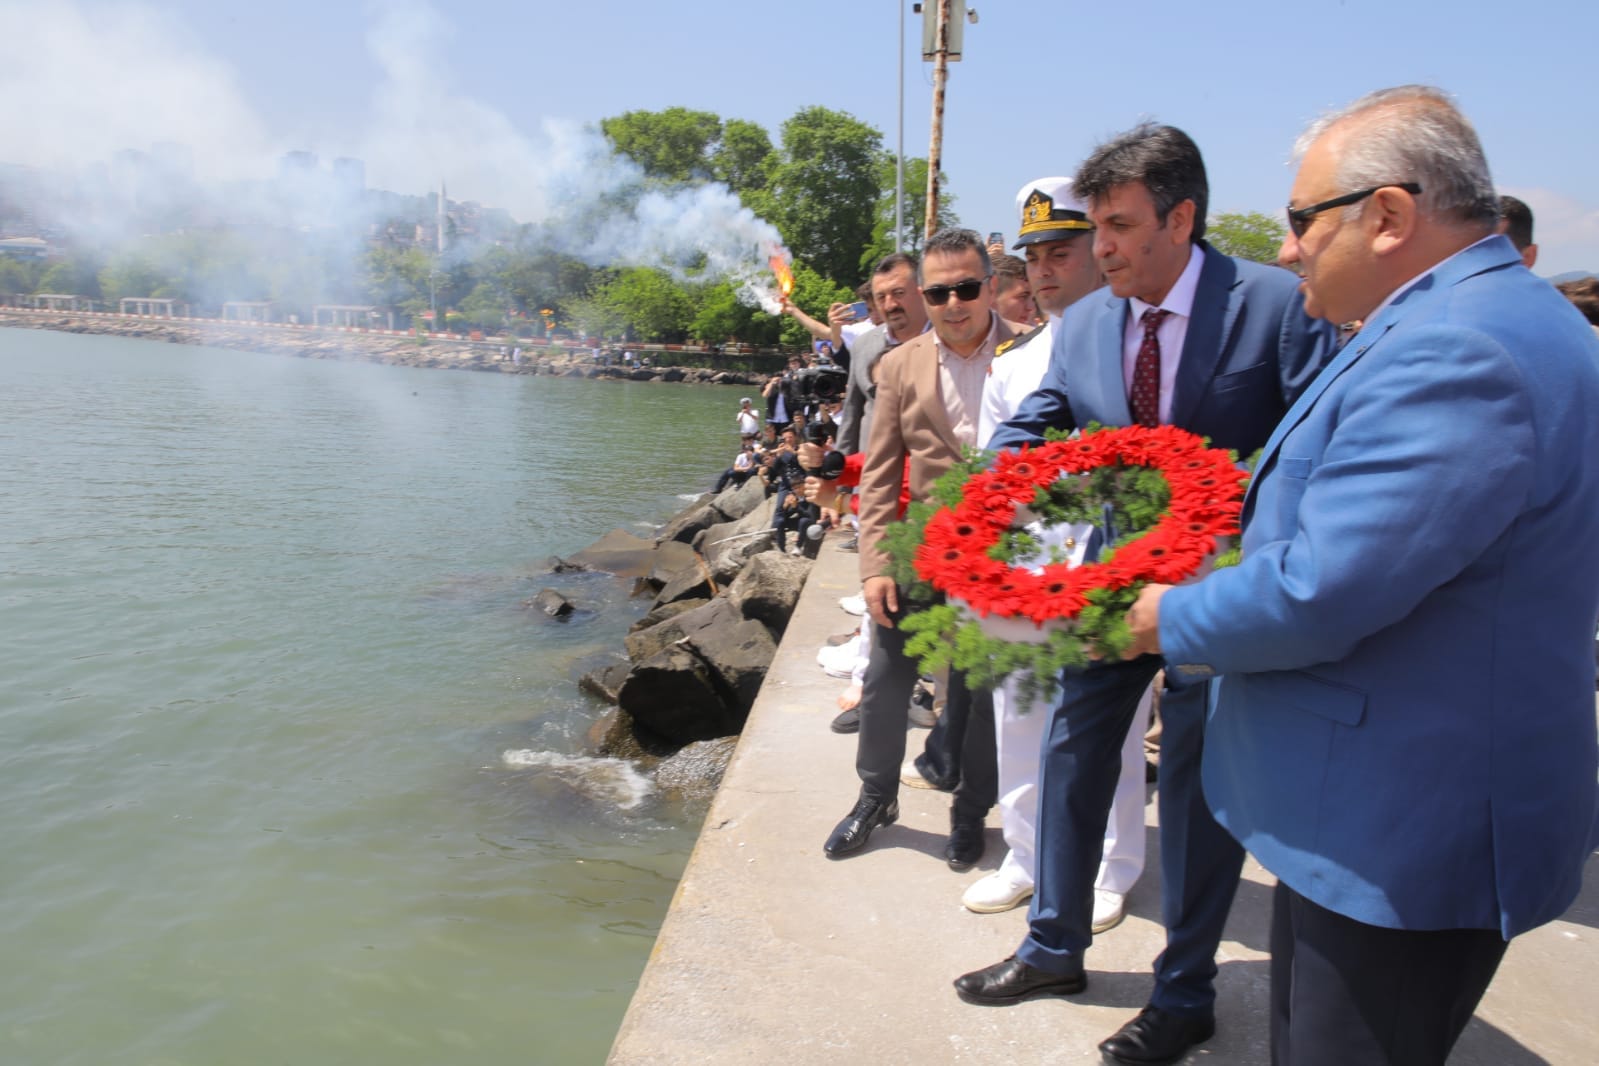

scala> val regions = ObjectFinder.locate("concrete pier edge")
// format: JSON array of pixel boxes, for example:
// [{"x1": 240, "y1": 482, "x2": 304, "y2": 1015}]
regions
[{"x1": 609, "y1": 538, "x2": 1599, "y2": 1065}]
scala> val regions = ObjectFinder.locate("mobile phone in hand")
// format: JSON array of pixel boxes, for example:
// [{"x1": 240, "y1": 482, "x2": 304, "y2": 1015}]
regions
[{"x1": 848, "y1": 301, "x2": 870, "y2": 321}]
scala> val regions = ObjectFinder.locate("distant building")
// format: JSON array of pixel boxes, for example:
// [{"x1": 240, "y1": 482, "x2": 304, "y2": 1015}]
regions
[{"x1": 0, "y1": 236, "x2": 48, "y2": 259}]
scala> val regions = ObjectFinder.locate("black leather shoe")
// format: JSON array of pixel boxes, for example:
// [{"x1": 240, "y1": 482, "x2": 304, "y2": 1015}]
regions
[
  {"x1": 829, "y1": 707, "x2": 859, "y2": 734},
  {"x1": 823, "y1": 795, "x2": 898, "y2": 857},
  {"x1": 1098, "y1": 1005, "x2": 1215, "y2": 1065},
  {"x1": 944, "y1": 814, "x2": 985, "y2": 871},
  {"x1": 954, "y1": 955, "x2": 1086, "y2": 1004}
]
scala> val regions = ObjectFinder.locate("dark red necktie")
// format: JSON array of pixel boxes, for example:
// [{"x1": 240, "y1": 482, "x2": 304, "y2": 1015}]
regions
[{"x1": 1130, "y1": 308, "x2": 1169, "y2": 426}]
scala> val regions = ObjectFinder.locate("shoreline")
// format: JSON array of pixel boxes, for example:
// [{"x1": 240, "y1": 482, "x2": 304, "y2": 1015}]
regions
[{"x1": 0, "y1": 308, "x2": 774, "y2": 386}]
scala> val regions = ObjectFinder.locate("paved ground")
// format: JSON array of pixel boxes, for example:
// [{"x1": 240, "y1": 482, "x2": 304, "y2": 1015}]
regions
[{"x1": 609, "y1": 539, "x2": 1598, "y2": 1065}]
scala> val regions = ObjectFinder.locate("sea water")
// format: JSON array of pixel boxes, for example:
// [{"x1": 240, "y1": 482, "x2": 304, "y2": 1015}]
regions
[{"x1": 0, "y1": 328, "x2": 747, "y2": 1065}]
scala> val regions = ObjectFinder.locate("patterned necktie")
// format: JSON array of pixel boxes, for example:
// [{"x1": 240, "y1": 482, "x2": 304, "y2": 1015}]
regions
[{"x1": 1130, "y1": 308, "x2": 1169, "y2": 426}]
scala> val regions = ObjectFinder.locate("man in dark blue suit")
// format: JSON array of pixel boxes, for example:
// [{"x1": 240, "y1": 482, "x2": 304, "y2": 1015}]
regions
[
  {"x1": 1128, "y1": 86, "x2": 1599, "y2": 1065},
  {"x1": 953, "y1": 123, "x2": 1335, "y2": 1065}
]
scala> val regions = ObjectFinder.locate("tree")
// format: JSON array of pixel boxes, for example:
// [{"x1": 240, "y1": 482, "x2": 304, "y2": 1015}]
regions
[
  {"x1": 859, "y1": 155, "x2": 957, "y2": 272},
  {"x1": 35, "y1": 256, "x2": 102, "y2": 298},
  {"x1": 1206, "y1": 211, "x2": 1287, "y2": 265},
  {"x1": 767, "y1": 107, "x2": 884, "y2": 286},
  {"x1": 777, "y1": 263, "x2": 852, "y2": 349},
  {"x1": 594, "y1": 267, "x2": 695, "y2": 341},
  {"x1": 711, "y1": 119, "x2": 775, "y2": 198},
  {"x1": 601, "y1": 107, "x2": 724, "y2": 183}
]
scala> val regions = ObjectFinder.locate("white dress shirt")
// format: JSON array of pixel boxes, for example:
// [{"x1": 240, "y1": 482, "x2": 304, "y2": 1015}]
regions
[{"x1": 1122, "y1": 245, "x2": 1205, "y2": 424}]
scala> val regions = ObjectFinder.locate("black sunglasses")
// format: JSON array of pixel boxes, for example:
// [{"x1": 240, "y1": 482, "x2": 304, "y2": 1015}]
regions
[
  {"x1": 1286, "y1": 182, "x2": 1422, "y2": 238},
  {"x1": 921, "y1": 276, "x2": 990, "y2": 306}
]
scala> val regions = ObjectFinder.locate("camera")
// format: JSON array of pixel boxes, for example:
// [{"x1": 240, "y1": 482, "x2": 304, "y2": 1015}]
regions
[{"x1": 791, "y1": 364, "x2": 848, "y2": 404}]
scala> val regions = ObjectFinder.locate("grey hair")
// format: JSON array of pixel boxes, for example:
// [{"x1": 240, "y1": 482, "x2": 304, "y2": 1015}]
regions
[
  {"x1": 1293, "y1": 85, "x2": 1497, "y2": 229},
  {"x1": 919, "y1": 227, "x2": 992, "y2": 282}
]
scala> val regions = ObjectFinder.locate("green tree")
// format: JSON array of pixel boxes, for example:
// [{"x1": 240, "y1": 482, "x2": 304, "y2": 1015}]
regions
[
  {"x1": 594, "y1": 267, "x2": 695, "y2": 341},
  {"x1": 859, "y1": 155, "x2": 957, "y2": 272},
  {"x1": 98, "y1": 251, "x2": 174, "y2": 302},
  {"x1": 711, "y1": 119, "x2": 775, "y2": 198},
  {"x1": 0, "y1": 255, "x2": 42, "y2": 294},
  {"x1": 767, "y1": 107, "x2": 884, "y2": 285},
  {"x1": 601, "y1": 107, "x2": 724, "y2": 183},
  {"x1": 1206, "y1": 211, "x2": 1287, "y2": 264},
  {"x1": 35, "y1": 256, "x2": 102, "y2": 298}
]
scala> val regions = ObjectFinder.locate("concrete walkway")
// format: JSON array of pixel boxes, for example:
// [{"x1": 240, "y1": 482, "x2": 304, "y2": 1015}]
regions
[{"x1": 609, "y1": 539, "x2": 1599, "y2": 1065}]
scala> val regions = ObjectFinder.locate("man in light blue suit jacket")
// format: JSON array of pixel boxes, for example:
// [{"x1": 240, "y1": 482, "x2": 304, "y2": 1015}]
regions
[
  {"x1": 1130, "y1": 86, "x2": 1599, "y2": 1065},
  {"x1": 954, "y1": 123, "x2": 1335, "y2": 1066}
]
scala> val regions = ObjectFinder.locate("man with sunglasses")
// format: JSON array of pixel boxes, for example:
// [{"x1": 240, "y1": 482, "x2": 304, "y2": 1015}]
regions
[
  {"x1": 822, "y1": 227, "x2": 1033, "y2": 872},
  {"x1": 955, "y1": 123, "x2": 1335, "y2": 1066},
  {"x1": 1124, "y1": 85, "x2": 1599, "y2": 1065}
]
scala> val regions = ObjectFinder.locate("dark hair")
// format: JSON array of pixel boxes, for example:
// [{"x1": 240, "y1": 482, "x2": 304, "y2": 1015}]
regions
[
  {"x1": 1556, "y1": 277, "x2": 1599, "y2": 326},
  {"x1": 872, "y1": 251, "x2": 918, "y2": 279},
  {"x1": 991, "y1": 253, "x2": 1027, "y2": 288},
  {"x1": 1498, "y1": 194, "x2": 1535, "y2": 251},
  {"x1": 918, "y1": 227, "x2": 992, "y2": 282},
  {"x1": 1074, "y1": 122, "x2": 1209, "y2": 242},
  {"x1": 855, "y1": 281, "x2": 874, "y2": 302}
]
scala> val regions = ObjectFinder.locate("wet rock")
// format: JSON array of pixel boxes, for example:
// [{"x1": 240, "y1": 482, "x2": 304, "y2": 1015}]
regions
[
  {"x1": 681, "y1": 617, "x2": 776, "y2": 718},
  {"x1": 617, "y1": 644, "x2": 738, "y2": 743},
  {"x1": 624, "y1": 597, "x2": 741, "y2": 663},
  {"x1": 530, "y1": 588, "x2": 575, "y2": 618},
  {"x1": 697, "y1": 497, "x2": 777, "y2": 584},
  {"x1": 653, "y1": 736, "x2": 739, "y2": 798},
  {"x1": 544, "y1": 555, "x2": 591, "y2": 574},
  {"x1": 726, "y1": 551, "x2": 813, "y2": 635},
  {"x1": 643, "y1": 541, "x2": 700, "y2": 589},
  {"x1": 585, "y1": 707, "x2": 668, "y2": 759},
  {"x1": 628, "y1": 597, "x2": 710, "y2": 633},
  {"x1": 659, "y1": 367, "x2": 687, "y2": 382},
  {"x1": 651, "y1": 561, "x2": 715, "y2": 608},
  {"x1": 578, "y1": 661, "x2": 632, "y2": 704},
  {"x1": 657, "y1": 501, "x2": 723, "y2": 545},
  {"x1": 563, "y1": 528, "x2": 658, "y2": 578},
  {"x1": 709, "y1": 477, "x2": 767, "y2": 522}
]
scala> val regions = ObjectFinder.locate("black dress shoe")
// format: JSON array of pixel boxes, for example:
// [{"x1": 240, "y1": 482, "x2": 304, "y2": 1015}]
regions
[
  {"x1": 829, "y1": 707, "x2": 859, "y2": 733},
  {"x1": 1098, "y1": 1005, "x2": 1215, "y2": 1065},
  {"x1": 945, "y1": 813, "x2": 985, "y2": 871},
  {"x1": 823, "y1": 795, "x2": 898, "y2": 857},
  {"x1": 953, "y1": 955, "x2": 1086, "y2": 1004}
]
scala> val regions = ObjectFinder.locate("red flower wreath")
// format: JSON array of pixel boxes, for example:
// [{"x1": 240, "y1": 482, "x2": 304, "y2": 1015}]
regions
[{"x1": 912, "y1": 424, "x2": 1248, "y2": 628}]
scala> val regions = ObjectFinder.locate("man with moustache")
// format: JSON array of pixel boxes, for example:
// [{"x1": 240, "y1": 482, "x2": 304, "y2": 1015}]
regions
[
  {"x1": 965, "y1": 176, "x2": 1151, "y2": 927},
  {"x1": 954, "y1": 124, "x2": 1334, "y2": 1066},
  {"x1": 1126, "y1": 86, "x2": 1599, "y2": 1065},
  {"x1": 822, "y1": 228, "x2": 1029, "y2": 870},
  {"x1": 834, "y1": 253, "x2": 929, "y2": 456}
]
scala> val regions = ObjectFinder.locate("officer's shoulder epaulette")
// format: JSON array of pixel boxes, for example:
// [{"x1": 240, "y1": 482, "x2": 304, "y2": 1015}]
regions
[{"x1": 995, "y1": 322, "x2": 1046, "y2": 357}]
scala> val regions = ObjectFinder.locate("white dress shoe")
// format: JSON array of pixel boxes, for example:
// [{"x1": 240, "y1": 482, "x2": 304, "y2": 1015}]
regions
[
  {"x1": 1091, "y1": 889, "x2": 1127, "y2": 934},
  {"x1": 963, "y1": 871, "x2": 1035, "y2": 914}
]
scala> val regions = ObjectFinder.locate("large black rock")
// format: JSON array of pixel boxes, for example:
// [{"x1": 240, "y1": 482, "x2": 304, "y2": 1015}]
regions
[{"x1": 617, "y1": 644, "x2": 738, "y2": 742}]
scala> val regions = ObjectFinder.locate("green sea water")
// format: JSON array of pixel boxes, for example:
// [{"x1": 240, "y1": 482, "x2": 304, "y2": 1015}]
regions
[{"x1": 0, "y1": 328, "x2": 744, "y2": 1065}]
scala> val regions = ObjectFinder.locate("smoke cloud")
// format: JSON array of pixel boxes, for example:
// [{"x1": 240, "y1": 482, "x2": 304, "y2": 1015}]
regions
[{"x1": 0, "y1": 0, "x2": 786, "y2": 305}]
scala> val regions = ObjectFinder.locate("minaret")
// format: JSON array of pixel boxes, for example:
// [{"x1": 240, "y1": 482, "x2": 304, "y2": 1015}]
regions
[{"x1": 437, "y1": 180, "x2": 447, "y2": 256}]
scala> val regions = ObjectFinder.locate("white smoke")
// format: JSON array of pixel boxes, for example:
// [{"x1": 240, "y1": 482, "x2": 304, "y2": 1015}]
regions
[{"x1": 0, "y1": 0, "x2": 788, "y2": 302}]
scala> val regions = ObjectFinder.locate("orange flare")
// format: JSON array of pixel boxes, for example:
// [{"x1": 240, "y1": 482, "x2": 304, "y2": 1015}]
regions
[{"x1": 769, "y1": 255, "x2": 794, "y2": 298}]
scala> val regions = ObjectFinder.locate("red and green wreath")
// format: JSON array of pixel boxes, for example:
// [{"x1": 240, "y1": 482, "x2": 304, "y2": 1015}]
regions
[{"x1": 884, "y1": 424, "x2": 1248, "y2": 696}]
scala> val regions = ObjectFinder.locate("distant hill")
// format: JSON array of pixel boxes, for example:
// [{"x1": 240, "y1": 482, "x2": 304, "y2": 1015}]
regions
[{"x1": 1548, "y1": 270, "x2": 1596, "y2": 284}]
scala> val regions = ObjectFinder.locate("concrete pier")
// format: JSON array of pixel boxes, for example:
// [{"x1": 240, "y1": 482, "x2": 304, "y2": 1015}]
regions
[{"x1": 609, "y1": 539, "x2": 1599, "y2": 1064}]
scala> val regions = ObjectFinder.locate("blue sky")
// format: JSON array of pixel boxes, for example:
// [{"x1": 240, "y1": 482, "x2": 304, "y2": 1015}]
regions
[{"x1": 5, "y1": 0, "x2": 1595, "y2": 275}]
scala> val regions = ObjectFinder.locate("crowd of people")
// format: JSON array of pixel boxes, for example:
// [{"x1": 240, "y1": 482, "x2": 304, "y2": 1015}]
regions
[{"x1": 722, "y1": 86, "x2": 1599, "y2": 1066}]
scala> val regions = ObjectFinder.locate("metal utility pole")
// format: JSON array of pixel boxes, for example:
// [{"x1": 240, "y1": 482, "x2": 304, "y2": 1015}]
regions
[
  {"x1": 924, "y1": 0, "x2": 950, "y2": 243},
  {"x1": 895, "y1": 0, "x2": 905, "y2": 252}
]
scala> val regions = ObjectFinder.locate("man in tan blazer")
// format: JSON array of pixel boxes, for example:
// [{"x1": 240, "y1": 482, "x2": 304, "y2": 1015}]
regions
[{"x1": 824, "y1": 227, "x2": 1029, "y2": 868}]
